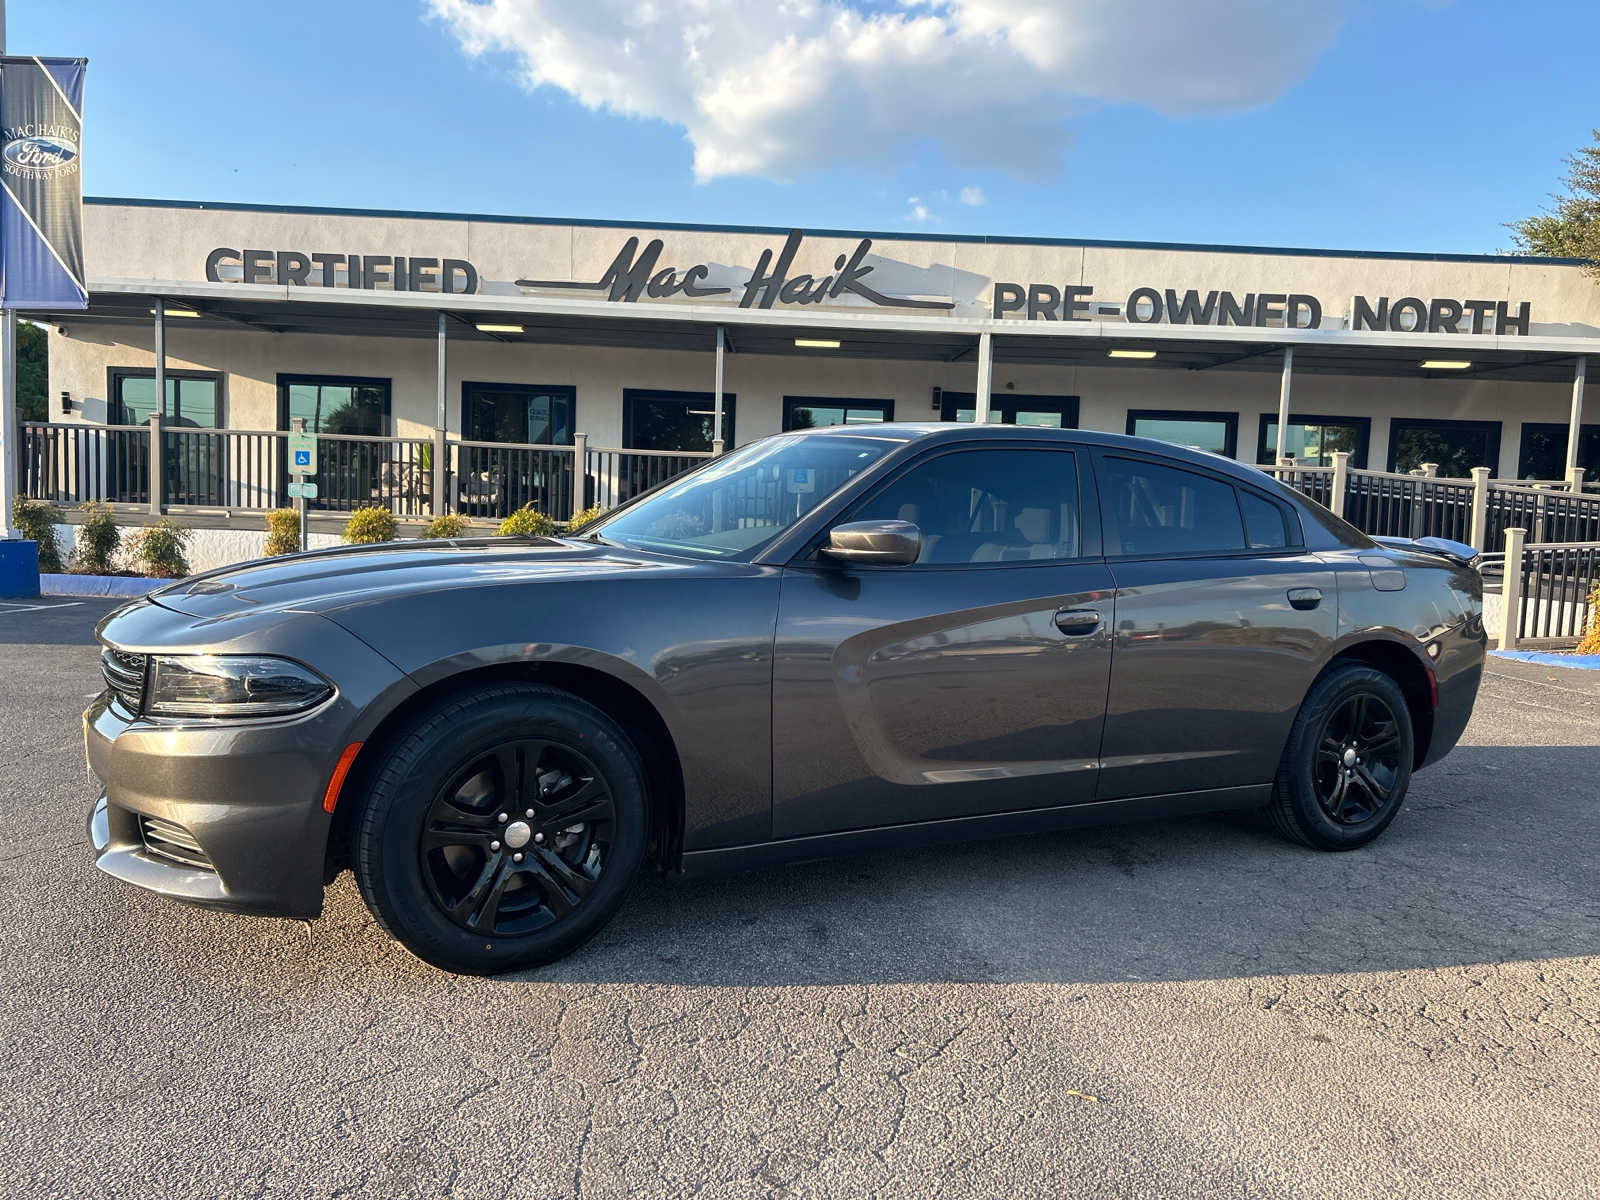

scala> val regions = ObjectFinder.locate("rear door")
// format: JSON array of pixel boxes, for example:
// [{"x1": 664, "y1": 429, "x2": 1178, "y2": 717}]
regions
[
  {"x1": 1091, "y1": 451, "x2": 1336, "y2": 800},
  {"x1": 772, "y1": 442, "x2": 1116, "y2": 839}
]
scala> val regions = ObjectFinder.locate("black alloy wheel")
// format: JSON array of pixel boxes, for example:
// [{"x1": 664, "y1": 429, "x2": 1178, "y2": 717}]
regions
[
  {"x1": 1312, "y1": 693, "x2": 1404, "y2": 826},
  {"x1": 1268, "y1": 663, "x2": 1415, "y2": 850},
  {"x1": 353, "y1": 684, "x2": 648, "y2": 974},
  {"x1": 421, "y1": 739, "x2": 617, "y2": 937}
]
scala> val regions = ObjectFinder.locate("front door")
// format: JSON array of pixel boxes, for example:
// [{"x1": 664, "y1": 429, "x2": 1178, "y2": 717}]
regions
[
  {"x1": 1090, "y1": 450, "x2": 1337, "y2": 799},
  {"x1": 772, "y1": 443, "x2": 1114, "y2": 839},
  {"x1": 940, "y1": 391, "x2": 1079, "y2": 429}
]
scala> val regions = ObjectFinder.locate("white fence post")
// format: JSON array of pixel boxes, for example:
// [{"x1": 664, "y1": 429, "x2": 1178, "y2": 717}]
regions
[
  {"x1": 1568, "y1": 465, "x2": 1586, "y2": 493},
  {"x1": 1499, "y1": 526, "x2": 1527, "y2": 650},
  {"x1": 1469, "y1": 466, "x2": 1490, "y2": 551},
  {"x1": 1421, "y1": 462, "x2": 1439, "y2": 478},
  {"x1": 572, "y1": 431, "x2": 588, "y2": 516},
  {"x1": 147, "y1": 412, "x2": 164, "y2": 516},
  {"x1": 1330, "y1": 451, "x2": 1349, "y2": 516}
]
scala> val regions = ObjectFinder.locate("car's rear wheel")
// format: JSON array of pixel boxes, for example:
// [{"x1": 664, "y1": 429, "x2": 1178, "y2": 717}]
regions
[
  {"x1": 1268, "y1": 663, "x2": 1414, "y2": 850},
  {"x1": 352, "y1": 683, "x2": 648, "y2": 974}
]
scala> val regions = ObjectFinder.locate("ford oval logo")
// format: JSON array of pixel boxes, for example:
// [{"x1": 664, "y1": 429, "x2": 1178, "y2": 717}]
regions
[{"x1": 3, "y1": 134, "x2": 77, "y2": 174}]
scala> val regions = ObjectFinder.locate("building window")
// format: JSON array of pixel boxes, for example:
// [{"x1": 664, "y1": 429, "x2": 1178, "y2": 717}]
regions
[
  {"x1": 622, "y1": 389, "x2": 735, "y2": 452},
  {"x1": 277, "y1": 374, "x2": 391, "y2": 435},
  {"x1": 783, "y1": 397, "x2": 894, "y2": 431},
  {"x1": 939, "y1": 392, "x2": 1078, "y2": 428},
  {"x1": 1127, "y1": 409, "x2": 1238, "y2": 458},
  {"x1": 1387, "y1": 418, "x2": 1501, "y2": 479},
  {"x1": 463, "y1": 382, "x2": 575, "y2": 445},
  {"x1": 1256, "y1": 414, "x2": 1371, "y2": 468},
  {"x1": 108, "y1": 367, "x2": 223, "y2": 429},
  {"x1": 1517, "y1": 422, "x2": 1600, "y2": 481}
]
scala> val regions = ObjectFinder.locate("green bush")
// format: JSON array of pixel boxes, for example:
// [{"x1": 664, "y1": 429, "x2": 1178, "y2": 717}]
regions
[
  {"x1": 75, "y1": 502, "x2": 121, "y2": 574},
  {"x1": 127, "y1": 519, "x2": 191, "y2": 578},
  {"x1": 263, "y1": 508, "x2": 300, "y2": 557},
  {"x1": 1579, "y1": 583, "x2": 1600, "y2": 655},
  {"x1": 342, "y1": 505, "x2": 397, "y2": 544},
  {"x1": 420, "y1": 512, "x2": 471, "y2": 539},
  {"x1": 11, "y1": 497, "x2": 62, "y2": 571},
  {"x1": 495, "y1": 504, "x2": 556, "y2": 538},
  {"x1": 565, "y1": 503, "x2": 608, "y2": 532}
]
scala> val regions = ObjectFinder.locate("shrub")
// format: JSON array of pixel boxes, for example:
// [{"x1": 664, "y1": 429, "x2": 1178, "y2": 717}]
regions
[
  {"x1": 11, "y1": 497, "x2": 62, "y2": 571},
  {"x1": 1579, "y1": 583, "x2": 1600, "y2": 655},
  {"x1": 75, "y1": 502, "x2": 121, "y2": 574},
  {"x1": 495, "y1": 504, "x2": 556, "y2": 538},
  {"x1": 127, "y1": 519, "x2": 192, "y2": 578},
  {"x1": 342, "y1": 505, "x2": 397, "y2": 544},
  {"x1": 420, "y1": 512, "x2": 471, "y2": 539},
  {"x1": 263, "y1": 508, "x2": 301, "y2": 557},
  {"x1": 565, "y1": 503, "x2": 608, "y2": 532}
]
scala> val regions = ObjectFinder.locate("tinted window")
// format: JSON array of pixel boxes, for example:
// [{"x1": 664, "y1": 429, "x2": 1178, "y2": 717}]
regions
[
  {"x1": 1239, "y1": 490, "x2": 1288, "y2": 549},
  {"x1": 1128, "y1": 410, "x2": 1237, "y2": 457},
  {"x1": 848, "y1": 448, "x2": 1081, "y2": 564},
  {"x1": 784, "y1": 397, "x2": 893, "y2": 430},
  {"x1": 1099, "y1": 457, "x2": 1245, "y2": 556},
  {"x1": 1388, "y1": 419, "x2": 1500, "y2": 478}
]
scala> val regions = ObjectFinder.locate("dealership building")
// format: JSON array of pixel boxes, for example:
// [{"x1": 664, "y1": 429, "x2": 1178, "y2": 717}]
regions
[{"x1": 26, "y1": 196, "x2": 1600, "y2": 521}]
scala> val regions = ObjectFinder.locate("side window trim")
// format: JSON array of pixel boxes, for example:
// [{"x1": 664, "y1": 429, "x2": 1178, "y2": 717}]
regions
[
  {"x1": 801, "y1": 441, "x2": 1102, "y2": 568},
  {"x1": 1091, "y1": 449, "x2": 1305, "y2": 562}
]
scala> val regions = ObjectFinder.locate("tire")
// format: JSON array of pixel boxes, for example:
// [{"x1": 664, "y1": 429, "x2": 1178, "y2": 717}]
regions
[
  {"x1": 352, "y1": 683, "x2": 648, "y2": 974},
  {"x1": 1267, "y1": 663, "x2": 1414, "y2": 851}
]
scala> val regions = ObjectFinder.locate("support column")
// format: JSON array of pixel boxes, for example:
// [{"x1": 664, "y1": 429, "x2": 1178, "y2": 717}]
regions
[
  {"x1": 151, "y1": 299, "x2": 167, "y2": 516},
  {"x1": 974, "y1": 332, "x2": 993, "y2": 423},
  {"x1": 0, "y1": 314, "x2": 16, "y2": 538},
  {"x1": 432, "y1": 312, "x2": 447, "y2": 516},
  {"x1": 1274, "y1": 347, "x2": 1294, "y2": 464},
  {"x1": 712, "y1": 326, "x2": 726, "y2": 456},
  {"x1": 1469, "y1": 466, "x2": 1490, "y2": 551},
  {"x1": 1567, "y1": 355, "x2": 1587, "y2": 479},
  {"x1": 1330, "y1": 450, "x2": 1350, "y2": 518},
  {"x1": 1498, "y1": 526, "x2": 1527, "y2": 650}
]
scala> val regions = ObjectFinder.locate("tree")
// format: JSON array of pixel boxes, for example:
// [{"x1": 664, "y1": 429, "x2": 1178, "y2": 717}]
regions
[
  {"x1": 15, "y1": 318, "x2": 46, "y2": 422},
  {"x1": 1507, "y1": 130, "x2": 1600, "y2": 273}
]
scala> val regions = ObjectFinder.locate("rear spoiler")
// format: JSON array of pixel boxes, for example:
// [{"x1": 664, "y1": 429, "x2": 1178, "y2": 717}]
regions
[{"x1": 1371, "y1": 535, "x2": 1480, "y2": 567}]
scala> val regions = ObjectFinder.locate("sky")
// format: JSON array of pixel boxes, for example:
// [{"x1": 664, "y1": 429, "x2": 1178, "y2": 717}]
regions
[{"x1": 13, "y1": 0, "x2": 1598, "y2": 254}]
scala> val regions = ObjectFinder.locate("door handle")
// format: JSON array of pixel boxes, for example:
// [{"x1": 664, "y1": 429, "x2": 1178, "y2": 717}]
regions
[
  {"x1": 1053, "y1": 608, "x2": 1102, "y2": 635},
  {"x1": 1287, "y1": 587, "x2": 1322, "y2": 611}
]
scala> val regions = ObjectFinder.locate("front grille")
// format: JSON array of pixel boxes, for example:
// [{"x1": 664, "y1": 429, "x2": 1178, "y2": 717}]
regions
[
  {"x1": 100, "y1": 647, "x2": 147, "y2": 715},
  {"x1": 138, "y1": 815, "x2": 214, "y2": 871}
]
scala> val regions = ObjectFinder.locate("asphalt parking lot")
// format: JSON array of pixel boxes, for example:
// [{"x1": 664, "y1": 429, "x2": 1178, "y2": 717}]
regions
[{"x1": 1, "y1": 598, "x2": 1596, "y2": 1199}]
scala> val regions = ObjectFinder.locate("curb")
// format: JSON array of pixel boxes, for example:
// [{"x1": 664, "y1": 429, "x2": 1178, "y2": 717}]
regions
[{"x1": 1491, "y1": 649, "x2": 1600, "y2": 671}]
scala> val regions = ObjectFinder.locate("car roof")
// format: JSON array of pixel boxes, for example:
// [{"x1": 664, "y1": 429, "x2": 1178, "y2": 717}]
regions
[{"x1": 793, "y1": 421, "x2": 1275, "y2": 488}]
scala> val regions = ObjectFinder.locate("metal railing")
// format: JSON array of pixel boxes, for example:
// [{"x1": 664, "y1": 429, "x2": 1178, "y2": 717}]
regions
[
  {"x1": 1342, "y1": 470, "x2": 1475, "y2": 543},
  {"x1": 451, "y1": 439, "x2": 577, "y2": 522},
  {"x1": 584, "y1": 446, "x2": 712, "y2": 511},
  {"x1": 1495, "y1": 527, "x2": 1600, "y2": 646}
]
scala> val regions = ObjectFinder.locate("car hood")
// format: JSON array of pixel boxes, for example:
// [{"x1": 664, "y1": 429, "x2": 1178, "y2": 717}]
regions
[{"x1": 150, "y1": 536, "x2": 705, "y2": 620}]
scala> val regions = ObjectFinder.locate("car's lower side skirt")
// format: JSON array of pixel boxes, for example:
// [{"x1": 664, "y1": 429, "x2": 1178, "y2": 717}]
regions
[{"x1": 678, "y1": 783, "x2": 1272, "y2": 878}]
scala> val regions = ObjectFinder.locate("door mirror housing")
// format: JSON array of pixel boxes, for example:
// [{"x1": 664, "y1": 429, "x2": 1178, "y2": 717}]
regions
[{"x1": 822, "y1": 520, "x2": 922, "y2": 566}]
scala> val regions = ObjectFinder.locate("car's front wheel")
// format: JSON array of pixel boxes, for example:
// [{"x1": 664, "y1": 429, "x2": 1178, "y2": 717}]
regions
[
  {"x1": 352, "y1": 683, "x2": 648, "y2": 974},
  {"x1": 1268, "y1": 663, "x2": 1415, "y2": 850}
]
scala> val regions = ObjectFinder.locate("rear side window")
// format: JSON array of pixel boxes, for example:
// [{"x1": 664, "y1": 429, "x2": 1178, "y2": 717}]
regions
[
  {"x1": 1239, "y1": 490, "x2": 1289, "y2": 549},
  {"x1": 1098, "y1": 456, "x2": 1245, "y2": 556}
]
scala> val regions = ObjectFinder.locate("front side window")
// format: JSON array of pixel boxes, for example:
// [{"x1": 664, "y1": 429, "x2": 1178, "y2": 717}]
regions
[
  {"x1": 278, "y1": 375, "x2": 390, "y2": 435},
  {"x1": 1099, "y1": 456, "x2": 1246, "y2": 557},
  {"x1": 1128, "y1": 410, "x2": 1238, "y2": 458},
  {"x1": 783, "y1": 397, "x2": 893, "y2": 430},
  {"x1": 594, "y1": 433, "x2": 897, "y2": 558},
  {"x1": 1388, "y1": 419, "x2": 1500, "y2": 478},
  {"x1": 1258, "y1": 415, "x2": 1370, "y2": 468},
  {"x1": 846, "y1": 448, "x2": 1082, "y2": 565}
]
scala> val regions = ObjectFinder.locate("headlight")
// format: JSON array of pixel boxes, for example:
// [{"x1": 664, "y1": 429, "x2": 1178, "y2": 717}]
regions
[{"x1": 145, "y1": 655, "x2": 333, "y2": 717}]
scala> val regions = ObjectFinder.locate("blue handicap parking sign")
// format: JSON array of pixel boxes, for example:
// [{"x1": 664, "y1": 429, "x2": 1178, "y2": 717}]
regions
[{"x1": 294, "y1": 450, "x2": 311, "y2": 467}]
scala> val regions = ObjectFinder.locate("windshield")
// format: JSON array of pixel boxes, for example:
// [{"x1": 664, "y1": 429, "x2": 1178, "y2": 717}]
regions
[{"x1": 591, "y1": 433, "x2": 901, "y2": 558}]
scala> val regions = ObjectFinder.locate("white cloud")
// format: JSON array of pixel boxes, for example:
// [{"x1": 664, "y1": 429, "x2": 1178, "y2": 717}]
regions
[
  {"x1": 905, "y1": 196, "x2": 934, "y2": 223},
  {"x1": 958, "y1": 185, "x2": 985, "y2": 207},
  {"x1": 428, "y1": 0, "x2": 1362, "y2": 181}
]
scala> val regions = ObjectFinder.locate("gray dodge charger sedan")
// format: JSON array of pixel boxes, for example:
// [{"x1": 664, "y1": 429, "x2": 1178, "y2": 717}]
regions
[{"x1": 86, "y1": 424, "x2": 1485, "y2": 974}]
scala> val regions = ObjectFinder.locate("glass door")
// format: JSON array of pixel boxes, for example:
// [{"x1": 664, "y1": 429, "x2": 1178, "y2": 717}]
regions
[{"x1": 939, "y1": 392, "x2": 1078, "y2": 428}]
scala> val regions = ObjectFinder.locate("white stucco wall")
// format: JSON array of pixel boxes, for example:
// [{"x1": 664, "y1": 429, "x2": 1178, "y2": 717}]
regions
[{"x1": 50, "y1": 521, "x2": 342, "y2": 574}]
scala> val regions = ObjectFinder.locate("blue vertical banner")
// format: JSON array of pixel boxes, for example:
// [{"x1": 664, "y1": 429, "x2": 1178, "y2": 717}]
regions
[{"x1": 0, "y1": 56, "x2": 87, "y2": 310}]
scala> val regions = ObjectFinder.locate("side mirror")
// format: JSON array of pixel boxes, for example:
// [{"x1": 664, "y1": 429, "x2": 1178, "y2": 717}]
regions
[{"x1": 822, "y1": 520, "x2": 921, "y2": 566}]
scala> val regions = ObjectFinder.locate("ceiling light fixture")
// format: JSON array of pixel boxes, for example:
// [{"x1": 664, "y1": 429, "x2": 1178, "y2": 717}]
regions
[
  {"x1": 795, "y1": 338, "x2": 840, "y2": 349},
  {"x1": 152, "y1": 307, "x2": 200, "y2": 318},
  {"x1": 476, "y1": 322, "x2": 525, "y2": 334},
  {"x1": 1419, "y1": 359, "x2": 1471, "y2": 370},
  {"x1": 1108, "y1": 349, "x2": 1156, "y2": 359}
]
